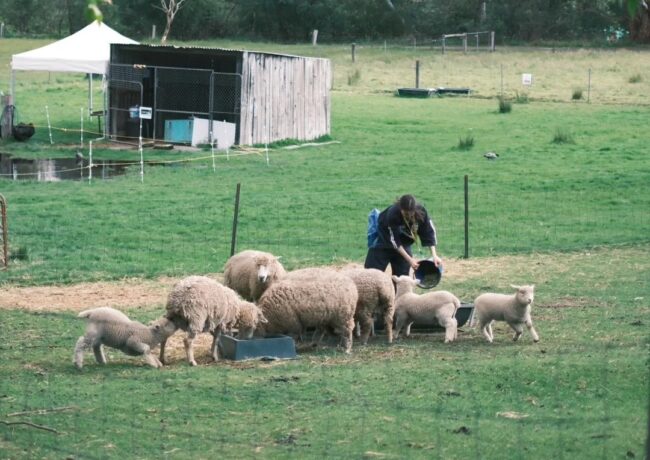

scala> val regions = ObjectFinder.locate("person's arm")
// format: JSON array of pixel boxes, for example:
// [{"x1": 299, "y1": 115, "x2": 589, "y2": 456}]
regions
[
  {"x1": 428, "y1": 245, "x2": 443, "y2": 267},
  {"x1": 396, "y1": 245, "x2": 420, "y2": 270},
  {"x1": 419, "y1": 207, "x2": 442, "y2": 267}
]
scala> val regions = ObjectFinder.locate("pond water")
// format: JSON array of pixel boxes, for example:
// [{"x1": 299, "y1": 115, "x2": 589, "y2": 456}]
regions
[{"x1": 0, "y1": 153, "x2": 142, "y2": 182}]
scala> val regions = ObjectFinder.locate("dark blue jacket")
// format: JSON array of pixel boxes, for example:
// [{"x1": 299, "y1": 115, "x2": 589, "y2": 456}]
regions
[{"x1": 375, "y1": 203, "x2": 437, "y2": 249}]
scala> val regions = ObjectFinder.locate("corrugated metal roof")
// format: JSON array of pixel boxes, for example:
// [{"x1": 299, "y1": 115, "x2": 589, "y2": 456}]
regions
[{"x1": 115, "y1": 43, "x2": 328, "y2": 61}]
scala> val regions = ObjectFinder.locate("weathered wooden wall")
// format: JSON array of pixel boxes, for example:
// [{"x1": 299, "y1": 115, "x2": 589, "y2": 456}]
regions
[{"x1": 239, "y1": 52, "x2": 331, "y2": 146}]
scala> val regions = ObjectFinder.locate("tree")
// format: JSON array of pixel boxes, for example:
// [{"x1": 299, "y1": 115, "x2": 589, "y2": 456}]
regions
[{"x1": 157, "y1": 0, "x2": 188, "y2": 43}]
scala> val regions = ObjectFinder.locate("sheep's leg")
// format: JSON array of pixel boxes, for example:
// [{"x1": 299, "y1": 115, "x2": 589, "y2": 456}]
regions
[
  {"x1": 384, "y1": 312, "x2": 394, "y2": 344},
  {"x1": 442, "y1": 317, "x2": 458, "y2": 343},
  {"x1": 92, "y1": 343, "x2": 107, "y2": 365},
  {"x1": 405, "y1": 322, "x2": 414, "y2": 337},
  {"x1": 143, "y1": 352, "x2": 163, "y2": 368},
  {"x1": 311, "y1": 328, "x2": 326, "y2": 347},
  {"x1": 526, "y1": 319, "x2": 540, "y2": 342},
  {"x1": 511, "y1": 322, "x2": 524, "y2": 341},
  {"x1": 354, "y1": 321, "x2": 361, "y2": 338},
  {"x1": 183, "y1": 332, "x2": 198, "y2": 366},
  {"x1": 159, "y1": 338, "x2": 168, "y2": 365},
  {"x1": 210, "y1": 329, "x2": 222, "y2": 362},
  {"x1": 486, "y1": 322, "x2": 494, "y2": 342},
  {"x1": 73, "y1": 335, "x2": 90, "y2": 369},
  {"x1": 340, "y1": 321, "x2": 354, "y2": 354},
  {"x1": 479, "y1": 321, "x2": 493, "y2": 343},
  {"x1": 358, "y1": 316, "x2": 373, "y2": 345}
]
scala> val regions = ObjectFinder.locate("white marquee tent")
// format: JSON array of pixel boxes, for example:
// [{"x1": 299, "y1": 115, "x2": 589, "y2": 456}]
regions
[{"x1": 10, "y1": 22, "x2": 137, "y2": 128}]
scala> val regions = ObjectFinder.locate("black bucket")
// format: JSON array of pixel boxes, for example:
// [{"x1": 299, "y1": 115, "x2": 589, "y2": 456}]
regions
[
  {"x1": 414, "y1": 259, "x2": 443, "y2": 289},
  {"x1": 12, "y1": 123, "x2": 35, "y2": 142}
]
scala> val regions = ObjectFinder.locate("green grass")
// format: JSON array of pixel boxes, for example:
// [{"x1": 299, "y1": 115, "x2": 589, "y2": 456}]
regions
[
  {"x1": 1, "y1": 246, "x2": 648, "y2": 458},
  {"x1": 0, "y1": 39, "x2": 648, "y2": 458}
]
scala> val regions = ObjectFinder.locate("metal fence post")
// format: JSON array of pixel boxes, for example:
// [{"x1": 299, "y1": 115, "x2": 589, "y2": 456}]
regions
[
  {"x1": 0, "y1": 194, "x2": 7, "y2": 269},
  {"x1": 464, "y1": 175, "x2": 469, "y2": 259},
  {"x1": 230, "y1": 183, "x2": 241, "y2": 257}
]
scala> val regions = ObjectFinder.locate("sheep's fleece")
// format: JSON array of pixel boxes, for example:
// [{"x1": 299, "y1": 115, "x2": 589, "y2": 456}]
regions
[
  {"x1": 257, "y1": 267, "x2": 358, "y2": 353},
  {"x1": 74, "y1": 307, "x2": 176, "y2": 369},
  {"x1": 223, "y1": 249, "x2": 287, "y2": 301}
]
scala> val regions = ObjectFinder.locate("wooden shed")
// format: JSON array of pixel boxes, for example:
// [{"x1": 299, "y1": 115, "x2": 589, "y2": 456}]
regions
[{"x1": 107, "y1": 44, "x2": 331, "y2": 147}]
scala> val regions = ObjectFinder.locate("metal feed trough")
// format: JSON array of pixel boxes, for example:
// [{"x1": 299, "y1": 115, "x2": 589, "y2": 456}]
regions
[{"x1": 218, "y1": 334, "x2": 296, "y2": 361}]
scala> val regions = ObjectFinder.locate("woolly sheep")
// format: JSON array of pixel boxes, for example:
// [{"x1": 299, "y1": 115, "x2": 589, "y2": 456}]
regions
[
  {"x1": 340, "y1": 267, "x2": 395, "y2": 344},
  {"x1": 474, "y1": 284, "x2": 539, "y2": 343},
  {"x1": 257, "y1": 267, "x2": 358, "y2": 353},
  {"x1": 73, "y1": 307, "x2": 177, "y2": 369},
  {"x1": 223, "y1": 250, "x2": 287, "y2": 302},
  {"x1": 160, "y1": 276, "x2": 267, "y2": 366},
  {"x1": 392, "y1": 275, "x2": 459, "y2": 343}
]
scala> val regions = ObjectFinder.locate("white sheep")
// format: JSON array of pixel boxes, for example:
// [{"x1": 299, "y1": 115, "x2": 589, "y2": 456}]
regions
[
  {"x1": 223, "y1": 250, "x2": 287, "y2": 301},
  {"x1": 73, "y1": 307, "x2": 177, "y2": 369},
  {"x1": 160, "y1": 276, "x2": 267, "y2": 366},
  {"x1": 392, "y1": 275, "x2": 459, "y2": 343},
  {"x1": 257, "y1": 267, "x2": 358, "y2": 353},
  {"x1": 474, "y1": 284, "x2": 539, "y2": 343},
  {"x1": 340, "y1": 267, "x2": 395, "y2": 344}
]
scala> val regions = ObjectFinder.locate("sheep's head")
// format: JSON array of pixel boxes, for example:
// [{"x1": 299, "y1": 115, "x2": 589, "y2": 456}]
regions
[
  {"x1": 150, "y1": 317, "x2": 178, "y2": 339},
  {"x1": 392, "y1": 275, "x2": 418, "y2": 297},
  {"x1": 511, "y1": 284, "x2": 535, "y2": 306},
  {"x1": 254, "y1": 256, "x2": 273, "y2": 283},
  {"x1": 237, "y1": 301, "x2": 269, "y2": 339}
]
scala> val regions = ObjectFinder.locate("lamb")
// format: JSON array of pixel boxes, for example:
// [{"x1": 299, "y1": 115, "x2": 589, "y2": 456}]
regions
[
  {"x1": 473, "y1": 284, "x2": 539, "y2": 343},
  {"x1": 73, "y1": 307, "x2": 177, "y2": 369},
  {"x1": 257, "y1": 267, "x2": 358, "y2": 353},
  {"x1": 392, "y1": 275, "x2": 459, "y2": 343},
  {"x1": 223, "y1": 250, "x2": 287, "y2": 302},
  {"x1": 340, "y1": 267, "x2": 395, "y2": 344},
  {"x1": 160, "y1": 276, "x2": 267, "y2": 366}
]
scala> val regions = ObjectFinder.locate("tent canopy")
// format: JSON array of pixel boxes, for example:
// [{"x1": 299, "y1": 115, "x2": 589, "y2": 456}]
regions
[{"x1": 11, "y1": 22, "x2": 137, "y2": 75}]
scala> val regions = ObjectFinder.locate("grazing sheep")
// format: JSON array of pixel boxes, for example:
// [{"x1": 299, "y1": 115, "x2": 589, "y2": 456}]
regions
[
  {"x1": 340, "y1": 267, "x2": 395, "y2": 344},
  {"x1": 392, "y1": 275, "x2": 459, "y2": 343},
  {"x1": 257, "y1": 267, "x2": 358, "y2": 353},
  {"x1": 161, "y1": 276, "x2": 267, "y2": 366},
  {"x1": 474, "y1": 284, "x2": 539, "y2": 343},
  {"x1": 73, "y1": 307, "x2": 177, "y2": 369},
  {"x1": 223, "y1": 250, "x2": 287, "y2": 301}
]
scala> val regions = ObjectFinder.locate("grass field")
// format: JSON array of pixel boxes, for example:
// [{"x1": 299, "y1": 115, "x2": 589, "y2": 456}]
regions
[{"x1": 0, "y1": 38, "x2": 648, "y2": 459}]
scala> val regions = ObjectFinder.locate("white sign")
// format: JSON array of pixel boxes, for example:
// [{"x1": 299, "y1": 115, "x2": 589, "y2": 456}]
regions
[
  {"x1": 522, "y1": 73, "x2": 533, "y2": 86},
  {"x1": 139, "y1": 106, "x2": 152, "y2": 119}
]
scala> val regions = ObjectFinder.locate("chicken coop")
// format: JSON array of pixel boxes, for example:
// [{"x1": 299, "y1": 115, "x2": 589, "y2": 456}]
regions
[{"x1": 107, "y1": 44, "x2": 332, "y2": 148}]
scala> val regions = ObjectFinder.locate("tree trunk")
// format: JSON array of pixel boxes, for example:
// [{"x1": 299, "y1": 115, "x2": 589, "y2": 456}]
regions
[{"x1": 630, "y1": 7, "x2": 650, "y2": 42}]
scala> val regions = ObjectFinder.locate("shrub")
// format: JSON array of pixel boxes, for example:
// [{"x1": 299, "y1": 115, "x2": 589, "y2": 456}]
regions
[
  {"x1": 347, "y1": 69, "x2": 361, "y2": 86},
  {"x1": 628, "y1": 74, "x2": 642, "y2": 84},
  {"x1": 572, "y1": 88, "x2": 583, "y2": 100},
  {"x1": 514, "y1": 91, "x2": 529, "y2": 104},
  {"x1": 457, "y1": 135, "x2": 474, "y2": 150},
  {"x1": 552, "y1": 128, "x2": 575, "y2": 144},
  {"x1": 9, "y1": 246, "x2": 28, "y2": 261},
  {"x1": 498, "y1": 97, "x2": 512, "y2": 113}
]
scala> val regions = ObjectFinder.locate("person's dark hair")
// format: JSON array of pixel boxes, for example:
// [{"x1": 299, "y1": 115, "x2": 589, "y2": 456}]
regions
[{"x1": 396, "y1": 194, "x2": 425, "y2": 222}]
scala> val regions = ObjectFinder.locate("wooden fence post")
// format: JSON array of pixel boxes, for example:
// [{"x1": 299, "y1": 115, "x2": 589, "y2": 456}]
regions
[{"x1": 0, "y1": 194, "x2": 8, "y2": 269}]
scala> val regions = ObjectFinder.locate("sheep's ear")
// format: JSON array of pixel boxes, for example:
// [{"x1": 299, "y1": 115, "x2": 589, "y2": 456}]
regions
[
  {"x1": 510, "y1": 284, "x2": 520, "y2": 290},
  {"x1": 392, "y1": 275, "x2": 399, "y2": 282},
  {"x1": 260, "y1": 313, "x2": 269, "y2": 324},
  {"x1": 530, "y1": 284, "x2": 535, "y2": 290},
  {"x1": 276, "y1": 256, "x2": 282, "y2": 260}
]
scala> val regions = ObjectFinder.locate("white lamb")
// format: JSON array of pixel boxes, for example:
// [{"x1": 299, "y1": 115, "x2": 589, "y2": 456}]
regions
[
  {"x1": 223, "y1": 250, "x2": 287, "y2": 301},
  {"x1": 473, "y1": 284, "x2": 539, "y2": 343},
  {"x1": 392, "y1": 275, "x2": 459, "y2": 343},
  {"x1": 257, "y1": 267, "x2": 358, "y2": 353},
  {"x1": 73, "y1": 307, "x2": 177, "y2": 369},
  {"x1": 340, "y1": 267, "x2": 395, "y2": 344},
  {"x1": 160, "y1": 276, "x2": 267, "y2": 366}
]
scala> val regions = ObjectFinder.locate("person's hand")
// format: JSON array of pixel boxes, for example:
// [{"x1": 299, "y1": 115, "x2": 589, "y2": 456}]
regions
[
  {"x1": 431, "y1": 255, "x2": 443, "y2": 267},
  {"x1": 409, "y1": 258, "x2": 420, "y2": 270}
]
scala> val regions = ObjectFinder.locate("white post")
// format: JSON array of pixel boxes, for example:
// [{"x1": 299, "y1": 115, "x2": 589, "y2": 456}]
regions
[
  {"x1": 587, "y1": 68, "x2": 592, "y2": 103},
  {"x1": 151, "y1": 25, "x2": 156, "y2": 40},
  {"x1": 312, "y1": 29, "x2": 318, "y2": 46},
  {"x1": 211, "y1": 138, "x2": 216, "y2": 173},
  {"x1": 45, "y1": 105, "x2": 53, "y2": 144},
  {"x1": 139, "y1": 116, "x2": 144, "y2": 183},
  {"x1": 80, "y1": 107, "x2": 84, "y2": 148},
  {"x1": 88, "y1": 140, "x2": 93, "y2": 183}
]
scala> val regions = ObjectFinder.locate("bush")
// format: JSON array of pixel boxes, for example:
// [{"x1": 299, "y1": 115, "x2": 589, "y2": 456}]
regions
[
  {"x1": 552, "y1": 128, "x2": 575, "y2": 144},
  {"x1": 628, "y1": 74, "x2": 642, "y2": 84},
  {"x1": 572, "y1": 88, "x2": 583, "y2": 100},
  {"x1": 457, "y1": 134, "x2": 474, "y2": 150},
  {"x1": 347, "y1": 69, "x2": 361, "y2": 86},
  {"x1": 9, "y1": 246, "x2": 28, "y2": 261},
  {"x1": 515, "y1": 91, "x2": 529, "y2": 104},
  {"x1": 498, "y1": 97, "x2": 512, "y2": 113}
]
